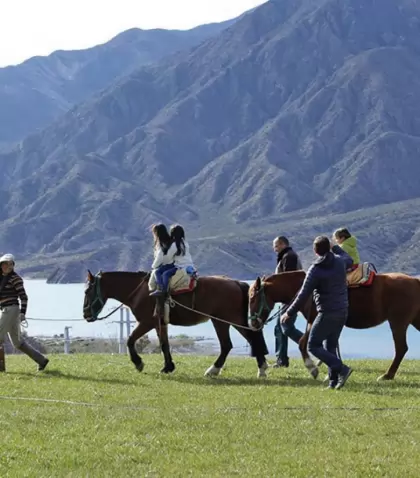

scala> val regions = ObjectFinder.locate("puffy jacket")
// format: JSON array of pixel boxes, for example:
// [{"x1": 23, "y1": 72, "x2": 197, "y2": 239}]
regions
[
  {"x1": 287, "y1": 248, "x2": 353, "y2": 316},
  {"x1": 337, "y1": 236, "x2": 360, "y2": 265}
]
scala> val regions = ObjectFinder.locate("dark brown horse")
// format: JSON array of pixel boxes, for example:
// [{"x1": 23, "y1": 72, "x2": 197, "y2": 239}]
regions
[
  {"x1": 83, "y1": 270, "x2": 269, "y2": 377},
  {"x1": 249, "y1": 271, "x2": 420, "y2": 380}
]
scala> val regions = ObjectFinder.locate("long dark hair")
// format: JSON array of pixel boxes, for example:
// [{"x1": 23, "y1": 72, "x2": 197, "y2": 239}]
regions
[
  {"x1": 151, "y1": 223, "x2": 172, "y2": 254},
  {"x1": 170, "y1": 224, "x2": 186, "y2": 256}
]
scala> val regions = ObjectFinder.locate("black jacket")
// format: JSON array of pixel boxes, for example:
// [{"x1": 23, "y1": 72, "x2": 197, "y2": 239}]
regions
[
  {"x1": 275, "y1": 247, "x2": 302, "y2": 273},
  {"x1": 287, "y1": 249, "x2": 353, "y2": 316}
]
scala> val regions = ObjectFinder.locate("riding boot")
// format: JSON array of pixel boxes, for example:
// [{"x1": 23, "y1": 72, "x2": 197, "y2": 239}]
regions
[{"x1": 18, "y1": 341, "x2": 49, "y2": 371}]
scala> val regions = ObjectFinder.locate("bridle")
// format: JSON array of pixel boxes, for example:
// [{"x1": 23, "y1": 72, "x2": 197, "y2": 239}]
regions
[
  {"x1": 248, "y1": 282, "x2": 276, "y2": 329},
  {"x1": 85, "y1": 272, "x2": 149, "y2": 322}
]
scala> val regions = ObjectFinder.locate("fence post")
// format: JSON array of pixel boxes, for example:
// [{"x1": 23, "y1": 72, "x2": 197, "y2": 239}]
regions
[
  {"x1": 0, "y1": 344, "x2": 5, "y2": 372},
  {"x1": 64, "y1": 326, "x2": 71, "y2": 354},
  {"x1": 119, "y1": 307, "x2": 125, "y2": 354},
  {"x1": 125, "y1": 307, "x2": 131, "y2": 340}
]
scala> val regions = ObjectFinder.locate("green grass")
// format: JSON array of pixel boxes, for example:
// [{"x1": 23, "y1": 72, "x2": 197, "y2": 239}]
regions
[{"x1": 1, "y1": 355, "x2": 420, "y2": 477}]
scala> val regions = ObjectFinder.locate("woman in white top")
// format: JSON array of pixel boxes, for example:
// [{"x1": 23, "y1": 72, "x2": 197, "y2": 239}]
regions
[
  {"x1": 170, "y1": 224, "x2": 196, "y2": 274},
  {"x1": 149, "y1": 224, "x2": 177, "y2": 296}
]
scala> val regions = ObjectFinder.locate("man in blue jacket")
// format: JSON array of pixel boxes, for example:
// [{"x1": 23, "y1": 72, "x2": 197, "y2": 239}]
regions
[{"x1": 280, "y1": 235, "x2": 353, "y2": 390}]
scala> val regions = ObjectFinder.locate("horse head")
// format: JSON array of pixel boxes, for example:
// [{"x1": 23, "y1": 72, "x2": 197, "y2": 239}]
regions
[
  {"x1": 248, "y1": 275, "x2": 275, "y2": 330},
  {"x1": 83, "y1": 269, "x2": 106, "y2": 322}
]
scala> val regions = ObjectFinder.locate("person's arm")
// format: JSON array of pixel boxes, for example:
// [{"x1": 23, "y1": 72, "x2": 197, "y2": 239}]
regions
[
  {"x1": 12, "y1": 274, "x2": 28, "y2": 316},
  {"x1": 151, "y1": 248, "x2": 164, "y2": 269},
  {"x1": 163, "y1": 243, "x2": 177, "y2": 265},
  {"x1": 286, "y1": 266, "x2": 318, "y2": 317},
  {"x1": 331, "y1": 245, "x2": 353, "y2": 269}
]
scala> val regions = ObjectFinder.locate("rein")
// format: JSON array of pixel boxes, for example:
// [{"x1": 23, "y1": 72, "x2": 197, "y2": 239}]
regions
[
  {"x1": 249, "y1": 281, "x2": 307, "y2": 329},
  {"x1": 89, "y1": 273, "x2": 149, "y2": 321}
]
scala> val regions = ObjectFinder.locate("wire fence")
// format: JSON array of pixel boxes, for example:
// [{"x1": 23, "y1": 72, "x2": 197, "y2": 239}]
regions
[{"x1": 18, "y1": 307, "x2": 250, "y2": 356}]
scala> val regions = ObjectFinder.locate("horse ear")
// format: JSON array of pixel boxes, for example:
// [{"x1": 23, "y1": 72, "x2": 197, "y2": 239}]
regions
[
  {"x1": 87, "y1": 269, "x2": 93, "y2": 281},
  {"x1": 256, "y1": 276, "x2": 261, "y2": 289}
]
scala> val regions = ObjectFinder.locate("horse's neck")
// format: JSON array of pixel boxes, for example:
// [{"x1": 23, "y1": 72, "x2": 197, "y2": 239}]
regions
[
  {"x1": 270, "y1": 273, "x2": 304, "y2": 303},
  {"x1": 103, "y1": 273, "x2": 147, "y2": 306}
]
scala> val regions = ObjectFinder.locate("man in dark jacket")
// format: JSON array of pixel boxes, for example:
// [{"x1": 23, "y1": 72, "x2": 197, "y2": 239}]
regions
[
  {"x1": 281, "y1": 236, "x2": 353, "y2": 389},
  {"x1": 273, "y1": 236, "x2": 303, "y2": 368}
]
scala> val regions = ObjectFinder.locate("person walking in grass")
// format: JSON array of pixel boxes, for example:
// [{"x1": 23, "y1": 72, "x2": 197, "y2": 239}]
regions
[
  {"x1": 281, "y1": 236, "x2": 353, "y2": 390},
  {"x1": 272, "y1": 236, "x2": 304, "y2": 368},
  {"x1": 0, "y1": 253, "x2": 49, "y2": 371}
]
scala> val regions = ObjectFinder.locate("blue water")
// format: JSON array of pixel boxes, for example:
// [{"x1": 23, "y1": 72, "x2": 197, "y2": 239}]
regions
[{"x1": 23, "y1": 279, "x2": 420, "y2": 359}]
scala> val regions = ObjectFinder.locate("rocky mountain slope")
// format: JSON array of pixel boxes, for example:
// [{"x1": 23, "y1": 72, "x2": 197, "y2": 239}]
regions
[
  {"x1": 1, "y1": 0, "x2": 420, "y2": 282},
  {"x1": 0, "y1": 18, "x2": 236, "y2": 146}
]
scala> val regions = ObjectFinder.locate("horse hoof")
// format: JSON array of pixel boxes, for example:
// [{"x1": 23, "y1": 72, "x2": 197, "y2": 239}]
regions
[
  {"x1": 160, "y1": 363, "x2": 175, "y2": 374},
  {"x1": 204, "y1": 365, "x2": 221, "y2": 377},
  {"x1": 135, "y1": 362, "x2": 144, "y2": 373},
  {"x1": 257, "y1": 362, "x2": 269, "y2": 378},
  {"x1": 377, "y1": 374, "x2": 393, "y2": 382},
  {"x1": 310, "y1": 367, "x2": 319, "y2": 380}
]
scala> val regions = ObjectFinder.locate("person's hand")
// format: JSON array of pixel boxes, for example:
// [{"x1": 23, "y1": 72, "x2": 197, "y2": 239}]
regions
[
  {"x1": 280, "y1": 313, "x2": 290, "y2": 324},
  {"x1": 19, "y1": 313, "x2": 26, "y2": 322}
]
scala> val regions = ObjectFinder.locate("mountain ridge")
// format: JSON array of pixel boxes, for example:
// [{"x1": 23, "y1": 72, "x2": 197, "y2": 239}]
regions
[
  {"x1": 1, "y1": 0, "x2": 420, "y2": 282},
  {"x1": 0, "y1": 16, "x2": 239, "y2": 146}
]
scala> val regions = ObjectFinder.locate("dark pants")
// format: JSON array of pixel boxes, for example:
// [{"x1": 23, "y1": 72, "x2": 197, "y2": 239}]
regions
[
  {"x1": 275, "y1": 303, "x2": 304, "y2": 363},
  {"x1": 308, "y1": 311, "x2": 347, "y2": 380},
  {"x1": 155, "y1": 265, "x2": 177, "y2": 291}
]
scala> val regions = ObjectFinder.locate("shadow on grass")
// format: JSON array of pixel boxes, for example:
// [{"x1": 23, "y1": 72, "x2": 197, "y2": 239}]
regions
[
  {"x1": 6, "y1": 369, "x2": 140, "y2": 386},
  {"x1": 162, "y1": 373, "x2": 321, "y2": 387}
]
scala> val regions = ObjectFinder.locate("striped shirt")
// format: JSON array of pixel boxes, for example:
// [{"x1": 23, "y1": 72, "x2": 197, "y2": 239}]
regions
[{"x1": 0, "y1": 272, "x2": 28, "y2": 314}]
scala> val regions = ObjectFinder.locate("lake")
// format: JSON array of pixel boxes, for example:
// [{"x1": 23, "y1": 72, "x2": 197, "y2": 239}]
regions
[{"x1": 22, "y1": 279, "x2": 420, "y2": 359}]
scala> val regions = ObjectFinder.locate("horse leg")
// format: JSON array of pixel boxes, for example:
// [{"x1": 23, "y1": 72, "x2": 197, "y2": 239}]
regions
[
  {"x1": 156, "y1": 323, "x2": 176, "y2": 374},
  {"x1": 234, "y1": 326, "x2": 269, "y2": 378},
  {"x1": 378, "y1": 319, "x2": 409, "y2": 381},
  {"x1": 299, "y1": 322, "x2": 319, "y2": 379},
  {"x1": 204, "y1": 320, "x2": 233, "y2": 377},
  {"x1": 127, "y1": 321, "x2": 154, "y2": 372}
]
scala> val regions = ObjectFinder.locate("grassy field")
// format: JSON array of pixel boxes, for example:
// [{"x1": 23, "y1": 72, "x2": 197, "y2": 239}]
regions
[{"x1": 1, "y1": 355, "x2": 420, "y2": 477}]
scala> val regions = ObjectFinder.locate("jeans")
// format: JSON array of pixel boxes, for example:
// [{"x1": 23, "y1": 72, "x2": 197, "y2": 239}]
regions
[
  {"x1": 308, "y1": 311, "x2": 348, "y2": 379},
  {"x1": 274, "y1": 303, "x2": 304, "y2": 363},
  {"x1": 155, "y1": 264, "x2": 177, "y2": 291}
]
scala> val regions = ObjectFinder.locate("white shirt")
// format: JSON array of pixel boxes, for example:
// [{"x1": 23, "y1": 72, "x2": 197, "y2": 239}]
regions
[
  {"x1": 173, "y1": 241, "x2": 195, "y2": 269},
  {"x1": 151, "y1": 243, "x2": 177, "y2": 269}
]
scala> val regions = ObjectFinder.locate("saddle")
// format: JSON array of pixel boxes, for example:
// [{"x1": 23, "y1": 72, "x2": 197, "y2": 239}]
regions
[
  {"x1": 347, "y1": 263, "x2": 377, "y2": 288},
  {"x1": 168, "y1": 268, "x2": 198, "y2": 296},
  {"x1": 154, "y1": 268, "x2": 198, "y2": 324}
]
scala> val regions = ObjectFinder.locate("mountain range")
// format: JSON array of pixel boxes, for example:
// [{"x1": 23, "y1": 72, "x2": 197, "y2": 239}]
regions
[
  {"x1": 0, "y1": 18, "x2": 236, "y2": 147},
  {"x1": 1, "y1": 0, "x2": 420, "y2": 283}
]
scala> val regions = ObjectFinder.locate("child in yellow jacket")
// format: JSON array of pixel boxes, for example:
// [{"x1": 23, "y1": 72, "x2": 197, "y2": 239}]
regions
[{"x1": 333, "y1": 228, "x2": 360, "y2": 265}]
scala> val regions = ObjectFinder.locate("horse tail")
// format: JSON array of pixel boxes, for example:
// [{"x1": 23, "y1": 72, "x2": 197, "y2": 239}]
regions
[{"x1": 236, "y1": 280, "x2": 269, "y2": 357}]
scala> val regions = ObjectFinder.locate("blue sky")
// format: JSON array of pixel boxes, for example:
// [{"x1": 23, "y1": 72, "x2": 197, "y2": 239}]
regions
[{"x1": 0, "y1": 0, "x2": 267, "y2": 67}]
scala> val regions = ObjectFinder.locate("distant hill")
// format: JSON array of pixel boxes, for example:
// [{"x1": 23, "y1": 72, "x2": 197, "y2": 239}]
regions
[
  {"x1": 2, "y1": 0, "x2": 420, "y2": 282},
  {"x1": 0, "y1": 17, "x2": 237, "y2": 146}
]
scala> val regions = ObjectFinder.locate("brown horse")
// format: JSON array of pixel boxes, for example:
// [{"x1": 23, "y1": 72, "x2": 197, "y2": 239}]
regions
[
  {"x1": 83, "y1": 270, "x2": 269, "y2": 377},
  {"x1": 249, "y1": 271, "x2": 420, "y2": 380}
]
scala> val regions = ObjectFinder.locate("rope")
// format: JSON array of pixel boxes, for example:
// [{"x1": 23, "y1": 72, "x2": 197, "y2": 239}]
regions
[{"x1": 169, "y1": 298, "x2": 279, "y2": 331}]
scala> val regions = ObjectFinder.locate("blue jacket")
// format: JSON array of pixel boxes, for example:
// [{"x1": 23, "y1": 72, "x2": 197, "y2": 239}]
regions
[{"x1": 287, "y1": 247, "x2": 353, "y2": 316}]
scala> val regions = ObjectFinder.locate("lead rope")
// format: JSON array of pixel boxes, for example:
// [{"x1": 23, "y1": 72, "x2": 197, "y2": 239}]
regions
[{"x1": 168, "y1": 297, "x2": 279, "y2": 331}]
